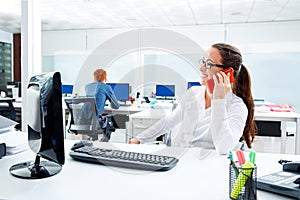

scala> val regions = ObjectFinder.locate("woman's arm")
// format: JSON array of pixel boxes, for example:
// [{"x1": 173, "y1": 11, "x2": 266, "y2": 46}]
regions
[
  {"x1": 210, "y1": 92, "x2": 248, "y2": 154},
  {"x1": 133, "y1": 104, "x2": 183, "y2": 144},
  {"x1": 130, "y1": 86, "x2": 206, "y2": 144}
]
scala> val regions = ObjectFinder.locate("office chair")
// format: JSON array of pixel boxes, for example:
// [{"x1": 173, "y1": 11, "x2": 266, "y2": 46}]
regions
[
  {"x1": 64, "y1": 97, "x2": 115, "y2": 142},
  {"x1": 0, "y1": 99, "x2": 16, "y2": 121},
  {"x1": 111, "y1": 114, "x2": 129, "y2": 129}
]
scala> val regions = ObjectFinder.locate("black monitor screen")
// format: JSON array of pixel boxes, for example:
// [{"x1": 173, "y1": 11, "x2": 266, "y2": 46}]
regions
[
  {"x1": 9, "y1": 72, "x2": 65, "y2": 179},
  {"x1": 62, "y1": 84, "x2": 73, "y2": 94},
  {"x1": 17, "y1": 82, "x2": 21, "y2": 97},
  {"x1": 156, "y1": 84, "x2": 175, "y2": 97},
  {"x1": 107, "y1": 83, "x2": 130, "y2": 101},
  {"x1": 187, "y1": 81, "x2": 201, "y2": 89}
]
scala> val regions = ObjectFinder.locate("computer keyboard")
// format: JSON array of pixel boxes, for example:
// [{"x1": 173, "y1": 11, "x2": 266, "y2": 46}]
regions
[
  {"x1": 69, "y1": 146, "x2": 179, "y2": 171},
  {"x1": 156, "y1": 97, "x2": 175, "y2": 101}
]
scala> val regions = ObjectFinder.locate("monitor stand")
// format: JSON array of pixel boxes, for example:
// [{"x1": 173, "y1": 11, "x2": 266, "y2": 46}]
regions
[{"x1": 9, "y1": 155, "x2": 62, "y2": 179}]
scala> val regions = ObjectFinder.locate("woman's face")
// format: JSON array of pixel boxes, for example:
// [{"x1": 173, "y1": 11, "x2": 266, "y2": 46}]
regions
[{"x1": 199, "y1": 47, "x2": 224, "y2": 85}]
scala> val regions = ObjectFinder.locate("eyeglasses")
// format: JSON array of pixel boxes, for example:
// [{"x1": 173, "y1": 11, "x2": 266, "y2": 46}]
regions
[{"x1": 199, "y1": 58, "x2": 228, "y2": 69}]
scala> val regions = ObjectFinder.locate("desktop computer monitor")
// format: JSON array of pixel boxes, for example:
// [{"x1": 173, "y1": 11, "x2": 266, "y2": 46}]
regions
[
  {"x1": 17, "y1": 82, "x2": 21, "y2": 97},
  {"x1": 6, "y1": 82, "x2": 22, "y2": 98},
  {"x1": 107, "y1": 83, "x2": 130, "y2": 102},
  {"x1": 6, "y1": 82, "x2": 17, "y2": 97},
  {"x1": 62, "y1": 84, "x2": 73, "y2": 95},
  {"x1": 9, "y1": 72, "x2": 65, "y2": 179},
  {"x1": 155, "y1": 84, "x2": 175, "y2": 98},
  {"x1": 187, "y1": 81, "x2": 201, "y2": 89},
  {"x1": 7, "y1": 81, "x2": 17, "y2": 87}
]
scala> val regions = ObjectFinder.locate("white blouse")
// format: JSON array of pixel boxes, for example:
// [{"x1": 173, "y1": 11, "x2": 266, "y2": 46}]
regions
[{"x1": 136, "y1": 86, "x2": 248, "y2": 155}]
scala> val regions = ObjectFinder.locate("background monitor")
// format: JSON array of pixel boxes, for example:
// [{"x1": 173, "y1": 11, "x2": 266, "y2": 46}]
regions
[
  {"x1": 107, "y1": 83, "x2": 130, "y2": 101},
  {"x1": 187, "y1": 81, "x2": 201, "y2": 89},
  {"x1": 6, "y1": 81, "x2": 17, "y2": 89},
  {"x1": 6, "y1": 81, "x2": 22, "y2": 98},
  {"x1": 6, "y1": 82, "x2": 18, "y2": 98},
  {"x1": 17, "y1": 82, "x2": 21, "y2": 97},
  {"x1": 9, "y1": 72, "x2": 65, "y2": 179},
  {"x1": 156, "y1": 84, "x2": 175, "y2": 97},
  {"x1": 62, "y1": 84, "x2": 73, "y2": 95}
]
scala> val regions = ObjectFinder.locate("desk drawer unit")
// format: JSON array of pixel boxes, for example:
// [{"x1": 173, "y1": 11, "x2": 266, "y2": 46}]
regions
[{"x1": 131, "y1": 118, "x2": 160, "y2": 138}]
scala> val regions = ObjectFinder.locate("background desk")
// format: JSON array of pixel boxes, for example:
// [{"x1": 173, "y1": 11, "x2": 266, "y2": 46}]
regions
[
  {"x1": 254, "y1": 111, "x2": 300, "y2": 154},
  {"x1": 104, "y1": 105, "x2": 145, "y2": 115},
  {"x1": 7, "y1": 100, "x2": 300, "y2": 154},
  {"x1": 127, "y1": 107, "x2": 300, "y2": 154},
  {"x1": 127, "y1": 109, "x2": 172, "y2": 142},
  {"x1": 0, "y1": 140, "x2": 298, "y2": 200}
]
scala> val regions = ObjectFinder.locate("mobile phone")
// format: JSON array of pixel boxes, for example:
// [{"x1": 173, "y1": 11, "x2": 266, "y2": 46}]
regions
[{"x1": 206, "y1": 67, "x2": 234, "y2": 94}]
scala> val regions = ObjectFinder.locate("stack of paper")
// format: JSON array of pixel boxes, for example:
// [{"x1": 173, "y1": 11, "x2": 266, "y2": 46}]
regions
[
  {"x1": 0, "y1": 115, "x2": 18, "y2": 132},
  {"x1": 0, "y1": 115, "x2": 29, "y2": 155},
  {"x1": 268, "y1": 104, "x2": 294, "y2": 112},
  {"x1": 0, "y1": 130, "x2": 29, "y2": 155}
]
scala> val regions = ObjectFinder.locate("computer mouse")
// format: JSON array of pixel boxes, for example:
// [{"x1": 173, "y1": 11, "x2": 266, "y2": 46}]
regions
[{"x1": 71, "y1": 140, "x2": 93, "y2": 151}]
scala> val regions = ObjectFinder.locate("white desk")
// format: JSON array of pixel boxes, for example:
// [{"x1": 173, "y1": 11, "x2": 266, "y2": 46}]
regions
[
  {"x1": 254, "y1": 111, "x2": 300, "y2": 154},
  {"x1": 0, "y1": 140, "x2": 298, "y2": 200},
  {"x1": 127, "y1": 108, "x2": 300, "y2": 154},
  {"x1": 104, "y1": 105, "x2": 145, "y2": 115},
  {"x1": 104, "y1": 100, "x2": 174, "y2": 116},
  {"x1": 127, "y1": 109, "x2": 172, "y2": 142},
  {"x1": 9, "y1": 100, "x2": 300, "y2": 154}
]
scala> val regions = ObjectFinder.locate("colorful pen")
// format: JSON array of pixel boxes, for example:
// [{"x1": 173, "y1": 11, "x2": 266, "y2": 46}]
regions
[
  {"x1": 249, "y1": 151, "x2": 256, "y2": 164},
  {"x1": 229, "y1": 151, "x2": 234, "y2": 161},
  {"x1": 229, "y1": 151, "x2": 239, "y2": 177},
  {"x1": 236, "y1": 150, "x2": 246, "y2": 165},
  {"x1": 230, "y1": 161, "x2": 255, "y2": 199}
]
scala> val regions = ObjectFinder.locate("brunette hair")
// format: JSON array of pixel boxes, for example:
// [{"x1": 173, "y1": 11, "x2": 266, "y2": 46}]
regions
[
  {"x1": 212, "y1": 43, "x2": 257, "y2": 148},
  {"x1": 93, "y1": 69, "x2": 107, "y2": 82}
]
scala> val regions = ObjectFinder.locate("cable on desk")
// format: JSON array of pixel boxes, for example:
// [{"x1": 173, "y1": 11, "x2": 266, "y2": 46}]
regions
[{"x1": 278, "y1": 159, "x2": 292, "y2": 165}]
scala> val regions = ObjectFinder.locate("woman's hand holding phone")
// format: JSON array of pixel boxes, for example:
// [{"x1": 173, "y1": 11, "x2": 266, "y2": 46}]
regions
[{"x1": 206, "y1": 67, "x2": 234, "y2": 99}]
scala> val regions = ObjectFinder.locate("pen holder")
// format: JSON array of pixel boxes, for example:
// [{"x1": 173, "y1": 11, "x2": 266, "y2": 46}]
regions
[{"x1": 229, "y1": 163, "x2": 257, "y2": 200}]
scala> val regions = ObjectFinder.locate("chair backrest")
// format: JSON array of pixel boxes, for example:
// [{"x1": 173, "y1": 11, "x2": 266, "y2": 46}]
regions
[
  {"x1": 64, "y1": 97, "x2": 102, "y2": 139},
  {"x1": 0, "y1": 99, "x2": 16, "y2": 121}
]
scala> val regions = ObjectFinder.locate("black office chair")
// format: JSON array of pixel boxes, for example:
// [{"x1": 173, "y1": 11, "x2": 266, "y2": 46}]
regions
[
  {"x1": 0, "y1": 99, "x2": 16, "y2": 121},
  {"x1": 64, "y1": 97, "x2": 115, "y2": 142}
]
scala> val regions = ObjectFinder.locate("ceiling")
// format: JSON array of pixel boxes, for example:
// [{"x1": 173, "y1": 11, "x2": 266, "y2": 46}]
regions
[{"x1": 0, "y1": 0, "x2": 300, "y2": 33}]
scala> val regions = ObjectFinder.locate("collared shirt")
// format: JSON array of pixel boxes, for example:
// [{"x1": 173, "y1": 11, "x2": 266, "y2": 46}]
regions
[
  {"x1": 136, "y1": 86, "x2": 248, "y2": 155},
  {"x1": 85, "y1": 82, "x2": 120, "y2": 116}
]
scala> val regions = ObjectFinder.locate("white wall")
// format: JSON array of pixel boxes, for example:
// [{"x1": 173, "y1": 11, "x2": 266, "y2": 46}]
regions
[
  {"x1": 0, "y1": 30, "x2": 12, "y2": 43},
  {"x1": 42, "y1": 21, "x2": 300, "y2": 111},
  {"x1": 42, "y1": 26, "x2": 222, "y2": 98},
  {"x1": 226, "y1": 22, "x2": 300, "y2": 111},
  {"x1": 42, "y1": 30, "x2": 88, "y2": 85}
]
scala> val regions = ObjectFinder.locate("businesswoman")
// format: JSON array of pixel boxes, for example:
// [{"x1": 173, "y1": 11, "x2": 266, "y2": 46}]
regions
[
  {"x1": 129, "y1": 43, "x2": 257, "y2": 155},
  {"x1": 85, "y1": 68, "x2": 120, "y2": 117}
]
